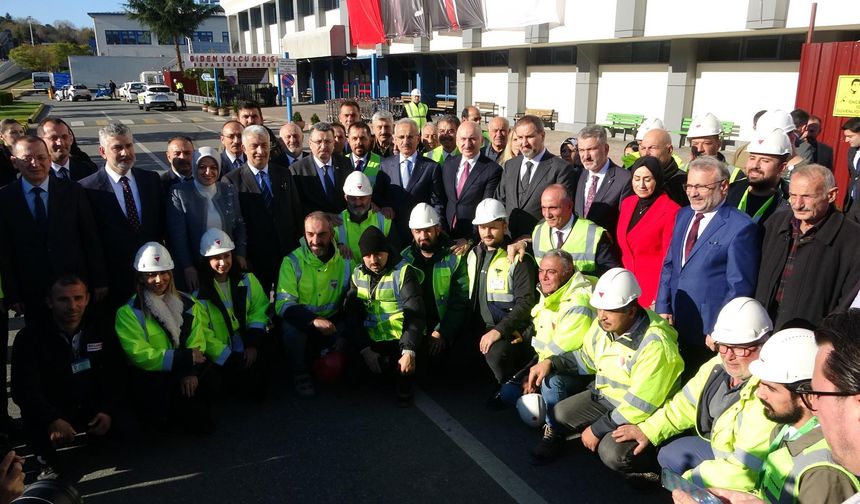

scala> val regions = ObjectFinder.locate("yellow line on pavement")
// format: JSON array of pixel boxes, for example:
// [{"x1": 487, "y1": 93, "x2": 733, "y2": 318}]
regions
[
  {"x1": 143, "y1": 118, "x2": 158, "y2": 124},
  {"x1": 95, "y1": 120, "x2": 108, "y2": 126}
]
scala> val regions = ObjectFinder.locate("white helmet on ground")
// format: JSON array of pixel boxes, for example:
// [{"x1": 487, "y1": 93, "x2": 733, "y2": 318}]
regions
[
  {"x1": 134, "y1": 242, "x2": 174, "y2": 272},
  {"x1": 748, "y1": 129, "x2": 791, "y2": 156},
  {"x1": 408, "y1": 203, "x2": 441, "y2": 229},
  {"x1": 711, "y1": 297, "x2": 773, "y2": 345},
  {"x1": 590, "y1": 268, "x2": 641, "y2": 310},
  {"x1": 749, "y1": 328, "x2": 817, "y2": 384},
  {"x1": 516, "y1": 393, "x2": 546, "y2": 428},
  {"x1": 200, "y1": 228, "x2": 236, "y2": 257},
  {"x1": 472, "y1": 198, "x2": 507, "y2": 225},
  {"x1": 687, "y1": 113, "x2": 722, "y2": 138},
  {"x1": 635, "y1": 118, "x2": 665, "y2": 141},
  {"x1": 344, "y1": 171, "x2": 373, "y2": 197}
]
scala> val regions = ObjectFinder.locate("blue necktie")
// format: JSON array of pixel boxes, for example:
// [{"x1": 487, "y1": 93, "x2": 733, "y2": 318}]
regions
[
  {"x1": 31, "y1": 187, "x2": 47, "y2": 227},
  {"x1": 257, "y1": 171, "x2": 273, "y2": 208},
  {"x1": 58, "y1": 167, "x2": 70, "y2": 180},
  {"x1": 322, "y1": 165, "x2": 336, "y2": 201}
]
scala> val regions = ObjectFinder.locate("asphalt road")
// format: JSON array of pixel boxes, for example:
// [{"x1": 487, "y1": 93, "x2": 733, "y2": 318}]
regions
[{"x1": 8, "y1": 97, "x2": 673, "y2": 503}]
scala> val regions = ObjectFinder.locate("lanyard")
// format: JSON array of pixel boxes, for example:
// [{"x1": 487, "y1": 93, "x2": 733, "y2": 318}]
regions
[
  {"x1": 738, "y1": 187, "x2": 776, "y2": 223},
  {"x1": 767, "y1": 416, "x2": 820, "y2": 453},
  {"x1": 214, "y1": 281, "x2": 240, "y2": 329}
]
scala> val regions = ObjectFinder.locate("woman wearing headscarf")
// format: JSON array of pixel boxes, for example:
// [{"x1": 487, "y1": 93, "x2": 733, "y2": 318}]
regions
[
  {"x1": 615, "y1": 156, "x2": 680, "y2": 308},
  {"x1": 167, "y1": 146, "x2": 247, "y2": 292}
]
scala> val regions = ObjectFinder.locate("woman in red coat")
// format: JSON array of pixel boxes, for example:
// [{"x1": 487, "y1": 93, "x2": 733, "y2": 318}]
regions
[{"x1": 616, "y1": 156, "x2": 681, "y2": 308}]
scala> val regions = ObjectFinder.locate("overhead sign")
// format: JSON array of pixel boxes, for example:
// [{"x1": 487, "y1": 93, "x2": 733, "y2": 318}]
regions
[
  {"x1": 182, "y1": 53, "x2": 280, "y2": 69},
  {"x1": 833, "y1": 75, "x2": 860, "y2": 117},
  {"x1": 277, "y1": 58, "x2": 297, "y2": 75},
  {"x1": 200, "y1": 73, "x2": 214, "y2": 81}
]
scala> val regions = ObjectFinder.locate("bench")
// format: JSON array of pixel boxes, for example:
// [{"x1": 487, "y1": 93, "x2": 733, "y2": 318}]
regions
[
  {"x1": 514, "y1": 108, "x2": 558, "y2": 130},
  {"x1": 673, "y1": 118, "x2": 741, "y2": 148},
  {"x1": 599, "y1": 113, "x2": 645, "y2": 141},
  {"x1": 474, "y1": 101, "x2": 498, "y2": 123},
  {"x1": 428, "y1": 99, "x2": 456, "y2": 116}
]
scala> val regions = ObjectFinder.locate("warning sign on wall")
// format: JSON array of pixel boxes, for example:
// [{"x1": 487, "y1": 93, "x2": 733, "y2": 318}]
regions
[{"x1": 833, "y1": 75, "x2": 860, "y2": 117}]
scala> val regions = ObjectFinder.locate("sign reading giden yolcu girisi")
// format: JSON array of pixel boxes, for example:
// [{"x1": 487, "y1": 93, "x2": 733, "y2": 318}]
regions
[{"x1": 182, "y1": 54, "x2": 280, "y2": 69}]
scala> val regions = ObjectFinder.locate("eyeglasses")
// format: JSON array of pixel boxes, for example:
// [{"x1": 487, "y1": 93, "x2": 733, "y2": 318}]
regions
[
  {"x1": 796, "y1": 381, "x2": 860, "y2": 412},
  {"x1": 310, "y1": 139, "x2": 333, "y2": 146},
  {"x1": 714, "y1": 343, "x2": 758, "y2": 357},
  {"x1": 683, "y1": 180, "x2": 726, "y2": 192}
]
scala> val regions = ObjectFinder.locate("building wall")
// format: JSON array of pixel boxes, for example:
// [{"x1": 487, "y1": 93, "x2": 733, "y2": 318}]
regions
[
  {"x1": 595, "y1": 64, "x2": 669, "y2": 126},
  {"x1": 91, "y1": 14, "x2": 228, "y2": 58},
  {"x1": 472, "y1": 68, "x2": 509, "y2": 117},
  {"x1": 525, "y1": 66, "x2": 577, "y2": 126}
]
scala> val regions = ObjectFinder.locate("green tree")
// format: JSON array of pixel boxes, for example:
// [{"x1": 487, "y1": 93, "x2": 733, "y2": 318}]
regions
[
  {"x1": 9, "y1": 44, "x2": 55, "y2": 71},
  {"x1": 124, "y1": 0, "x2": 221, "y2": 72},
  {"x1": 50, "y1": 42, "x2": 91, "y2": 68}
]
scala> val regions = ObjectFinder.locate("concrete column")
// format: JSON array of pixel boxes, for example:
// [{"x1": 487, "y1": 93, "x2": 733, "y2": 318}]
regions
[
  {"x1": 663, "y1": 39, "x2": 697, "y2": 145},
  {"x1": 248, "y1": 9, "x2": 258, "y2": 54},
  {"x1": 507, "y1": 48, "x2": 527, "y2": 121},
  {"x1": 573, "y1": 44, "x2": 599, "y2": 131},
  {"x1": 462, "y1": 28, "x2": 481, "y2": 49},
  {"x1": 614, "y1": 0, "x2": 646, "y2": 38},
  {"x1": 456, "y1": 52, "x2": 473, "y2": 114},
  {"x1": 234, "y1": 15, "x2": 245, "y2": 54},
  {"x1": 314, "y1": 0, "x2": 326, "y2": 28},
  {"x1": 293, "y1": 0, "x2": 304, "y2": 31},
  {"x1": 746, "y1": 0, "x2": 788, "y2": 29},
  {"x1": 261, "y1": 2, "x2": 272, "y2": 53}
]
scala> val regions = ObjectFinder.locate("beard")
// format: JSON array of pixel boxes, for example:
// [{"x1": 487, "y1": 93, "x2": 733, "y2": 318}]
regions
[{"x1": 762, "y1": 401, "x2": 804, "y2": 425}]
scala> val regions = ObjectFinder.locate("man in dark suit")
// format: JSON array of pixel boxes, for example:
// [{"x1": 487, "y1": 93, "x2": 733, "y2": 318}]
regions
[
  {"x1": 656, "y1": 157, "x2": 759, "y2": 369},
  {"x1": 573, "y1": 125, "x2": 632, "y2": 237},
  {"x1": 79, "y1": 122, "x2": 165, "y2": 308},
  {"x1": 37, "y1": 118, "x2": 98, "y2": 182},
  {"x1": 841, "y1": 117, "x2": 860, "y2": 221},
  {"x1": 219, "y1": 120, "x2": 245, "y2": 176},
  {"x1": 289, "y1": 122, "x2": 352, "y2": 216},
  {"x1": 494, "y1": 115, "x2": 579, "y2": 239},
  {"x1": 379, "y1": 118, "x2": 446, "y2": 241},
  {"x1": 223, "y1": 124, "x2": 303, "y2": 294},
  {"x1": 443, "y1": 121, "x2": 501, "y2": 241},
  {"x1": 160, "y1": 136, "x2": 195, "y2": 193},
  {"x1": 277, "y1": 123, "x2": 310, "y2": 167}
]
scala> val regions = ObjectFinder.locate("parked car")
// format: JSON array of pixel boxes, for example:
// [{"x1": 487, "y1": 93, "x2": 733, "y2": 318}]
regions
[
  {"x1": 68, "y1": 84, "x2": 92, "y2": 101},
  {"x1": 54, "y1": 84, "x2": 70, "y2": 101},
  {"x1": 125, "y1": 82, "x2": 146, "y2": 103},
  {"x1": 138, "y1": 84, "x2": 178, "y2": 111}
]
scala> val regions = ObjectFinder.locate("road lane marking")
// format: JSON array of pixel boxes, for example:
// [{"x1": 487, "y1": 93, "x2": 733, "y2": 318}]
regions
[
  {"x1": 414, "y1": 390, "x2": 548, "y2": 504},
  {"x1": 166, "y1": 117, "x2": 182, "y2": 123},
  {"x1": 143, "y1": 118, "x2": 157, "y2": 124},
  {"x1": 135, "y1": 141, "x2": 170, "y2": 171},
  {"x1": 82, "y1": 472, "x2": 200, "y2": 498},
  {"x1": 95, "y1": 120, "x2": 108, "y2": 126},
  {"x1": 120, "y1": 119, "x2": 134, "y2": 125},
  {"x1": 70, "y1": 121, "x2": 85, "y2": 127}
]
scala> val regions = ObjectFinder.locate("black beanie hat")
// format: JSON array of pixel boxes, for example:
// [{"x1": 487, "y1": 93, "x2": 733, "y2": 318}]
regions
[{"x1": 359, "y1": 226, "x2": 389, "y2": 256}]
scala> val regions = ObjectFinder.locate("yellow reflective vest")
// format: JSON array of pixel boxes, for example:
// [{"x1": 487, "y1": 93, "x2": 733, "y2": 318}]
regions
[
  {"x1": 400, "y1": 245, "x2": 469, "y2": 336},
  {"x1": 639, "y1": 356, "x2": 777, "y2": 492},
  {"x1": 275, "y1": 240, "x2": 352, "y2": 319},
  {"x1": 425, "y1": 145, "x2": 459, "y2": 165},
  {"x1": 198, "y1": 272, "x2": 269, "y2": 366},
  {"x1": 531, "y1": 271, "x2": 595, "y2": 361},
  {"x1": 351, "y1": 152, "x2": 382, "y2": 186},
  {"x1": 531, "y1": 217, "x2": 606, "y2": 274},
  {"x1": 467, "y1": 247, "x2": 519, "y2": 323},
  {"x1": 623, "y1": 150, "x2": 686, "y2": 171},
  {"x1": 352, "y1": 259, "x2": 423, "y2": 342},
  {"x1": 335, "y1": 210, "x2": 392, "y2": 262},
  {"x1": 404, "y1": 102, "x2": 428, "y2": 129}
]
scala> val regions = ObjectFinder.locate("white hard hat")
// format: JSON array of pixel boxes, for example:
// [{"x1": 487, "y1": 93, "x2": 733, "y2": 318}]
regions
[
  {"x1": 711, "y1": 297, "x2": 773, "y2": 345},
  {"x1": 756, "y1": 109, "x2": 795, "y2": 135},
  {"x1": 748, "y1": 128, "x2": 791, "y2": 156},
  {"x1": 199, "y1": 228, "x2": 236, "y2": 257},
  {"x1": 635, "y1": 118, "x2": 665, "y2": 141},
  {"x1": 410, "y1": 88, "x2": 420, "y2": 97},
  {"x1": 194, "y1": 146, "x2": 221, "y2": 172},
  {"x1": 749, "y1": 328, "x2": 816, "y2": 384},
  {"x1": 134, "y1": 242, "x2": 174, "y2": 272},
  {"x1": 343, "y1": 170, "x2": 373, "y2": 197},
  {"x1": 590, "y1": 268, "x2": 641, "y2": 310},
  {"x1": 472, "y1": 198, "x2": 507, "y2": 225},
  {"x1": 516, "y1": 393, "x2": 546, "y2": 428},
  {"x1": 687, "y1": 113, "x2": 722, "y2": 138},
  {"x1": 408, "y1": 202, "x2": 440, "y2": 229}
]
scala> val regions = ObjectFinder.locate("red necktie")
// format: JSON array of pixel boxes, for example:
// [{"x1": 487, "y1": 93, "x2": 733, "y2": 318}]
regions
[
  {"x1": 456, "y1": 160, "x2": 470, "y2": 198},
  {"x1": 684, "y1": 212, "x2": 705, "y2": 261},
  {"x1": 556, "y1": 230, "x2": 564, "y2": 249}
]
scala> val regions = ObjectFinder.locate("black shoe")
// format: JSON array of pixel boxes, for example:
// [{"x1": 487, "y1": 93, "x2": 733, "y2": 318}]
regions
[
  {"x1": 294, "y1": 374, "x2": 316, "y2": 399},
  {"x1": 396, "y1": 377, "x2": 414, "y2": 408},
  {"x1": 529, "y1": 425, "x2": 564, "y2": 464},
  {"x1": 36, "y1": 457, "x2": 59, "y2": 481}
]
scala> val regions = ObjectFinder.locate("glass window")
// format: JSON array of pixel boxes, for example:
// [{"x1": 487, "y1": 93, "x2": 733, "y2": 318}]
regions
[
  {"x1": 223, "y1": 31, "x2": 229, "y2": 43},
  {"x1": 322, "y1": 0, "x2": 339, "y2": 10},
  {"x1": 105, "y1": 30, "x2": 152, "y2": 45},
  {"x1": 194, "y1": 31, "x2": 214, "y2": 42},
  {"x1": 298, "y1": 0, "x2": 313, "y2": 16}
]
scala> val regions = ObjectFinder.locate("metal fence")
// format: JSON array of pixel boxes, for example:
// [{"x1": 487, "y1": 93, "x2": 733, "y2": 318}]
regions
[{"x1": 324, "y1": 97, "x2": 405, "y2": 123}]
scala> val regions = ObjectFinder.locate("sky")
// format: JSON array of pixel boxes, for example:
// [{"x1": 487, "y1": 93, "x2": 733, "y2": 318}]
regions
[{"x1": 3, "y1": 0, "x2": 127, "y2": 29}]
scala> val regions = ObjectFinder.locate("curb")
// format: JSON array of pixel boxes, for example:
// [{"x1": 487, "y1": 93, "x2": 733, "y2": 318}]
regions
[{"x1": 27, "y1": 103, "x2": 49, "y2": 125}]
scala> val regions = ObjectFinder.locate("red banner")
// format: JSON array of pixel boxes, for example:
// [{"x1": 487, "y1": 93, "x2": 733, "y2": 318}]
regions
[{"x1": 347, "y1": 0, "x2": 386, "y2": 48}]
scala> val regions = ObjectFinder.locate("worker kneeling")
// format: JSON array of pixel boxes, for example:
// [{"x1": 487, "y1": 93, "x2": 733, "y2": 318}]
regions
[
  {"x1": 196, "y1": 228, "x2": 270, "y2": 399},
  {"x1": 527, "y1": 268, "x2": 684, "y2": 472},
  {"x1": 115, "y1": 242, "x2": 213, "y2": 432},
  {"x1": 614, "y1": 297, "x2": 777, "y2": 492},
  {"x1": 345, "y1": 226, "x2": 425, "y2": 406}
]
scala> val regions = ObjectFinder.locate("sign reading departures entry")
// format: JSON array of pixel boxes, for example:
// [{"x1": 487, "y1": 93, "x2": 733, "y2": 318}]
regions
[
  {"x1": 833, "y1": 75, "x2": 860, "y2": 117},
  {"x1": 182, "y1": 53, "x2": 281, "y2": 69}
]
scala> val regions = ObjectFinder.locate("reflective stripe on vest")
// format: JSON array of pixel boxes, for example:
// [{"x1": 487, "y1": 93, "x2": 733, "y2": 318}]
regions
[
  {"x1": 352, "y1": 260, "x2": 411, "y2": 342},
  {"x1": 531, "y1": 218, "x2": 602, "y2": 272},
  {"x1": 276, "y1": 248, "x2": 352, "y2": 317},
  {"x1": 336, "y1": 211, "x2": 389, "y2": 261}
]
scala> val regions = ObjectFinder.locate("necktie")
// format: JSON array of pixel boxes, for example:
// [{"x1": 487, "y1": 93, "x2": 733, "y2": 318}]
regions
[
  {"x1": 355, "y1": 159, "x2": 365, "y2": 172},
  {"x1": 402, "y1": 159, "x2": 413, "y2": 187},
  {"x1": 58, "y1": 167, "x2": 70, "y2": 180},
  {"x1": 31, "y1": 187, "x2": 47, "y2": 227},
  {"x1": 322, "y1": 165, "x2": 336, "y2": 201},
  {"x1": 456, "y1": 160, "x2": 471, "y2": 198},
  {"x1": 119, "y1": 176, "x2": 140, "y2": 231},
  {"x1": 684, "y1": 212, "x2": 705, "y2": 262},
  {"x1": 520, "y1": 160, "x2": 534, "y2": 193},
  {"x1": 556, "y1": 230, "x2": 564, "y2": 249},
  {"x1": 583, "y1": 175, "x2": 599, "y2": 217},
  {"x1": 233, "y1": 157, "x2": 243, "y2": 170},
  {"x1": 257, "y1": 171, "x2": 273, "y2": 209}
]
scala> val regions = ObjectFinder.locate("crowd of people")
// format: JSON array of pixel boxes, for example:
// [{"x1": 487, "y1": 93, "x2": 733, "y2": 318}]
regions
[{"x1": 0, "y1": 96, "x2": 859, "y2": 503}]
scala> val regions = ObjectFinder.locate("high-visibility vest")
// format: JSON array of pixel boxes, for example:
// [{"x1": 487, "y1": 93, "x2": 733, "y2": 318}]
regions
[
  {"x1": 467, "y1": 247, "x2": 524, "y2": 325},
  {"x1": 275, "y1": 239, "x2": 352, "y2": 319},
  {"x1": 404, "y1": 102, "x2": 428, "y2": 129},
  {"x1": 425, "y1": 145, "x2": 459, "y2": 165},
  {"x1": 334, "y1": 210, "x2": 392, "y2": 261},
  {"x1": 757, "y1": 418, "x2": 860, "y2": 504},
  {"x1": 115, "y1": 292, "x2": 208, "y2": 372},
  {"x1": 352, "y1": 152, "x2": 382, "y2": 186},
  {"x1": 530, "y1": 271, "x2": 595, "y2": 360},
  {"x1": 198, "y1": 272, "x2": 269, "y2": 366},
  {"x1": 401, "y1": 246, "x2": 466, "y2": 324},
  {"x1": 352, "y1": 259, "x2": 422, "y2": 342},
  {"x1": 639, "y1": 356, "x2": 777, "y2": 492},
  {"x1": 623, "y1": 150, "x2": 686, "y2": 171},
  {"x1": 571, "y1": 310, "x2": 683, "y2": 427},
  {"x1": 531, "y1": 217, "x2": 605, "y2": 273}
]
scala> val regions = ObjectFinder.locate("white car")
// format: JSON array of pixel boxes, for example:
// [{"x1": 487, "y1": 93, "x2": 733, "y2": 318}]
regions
[
  {"x1": 125, "y1": 82, "x2": 146, "y2": 103},
  {"x1": 54, "y1": 85, "x2": 70, "y2": 101},
  {"x1": 68, "y1": 84, "x2": 92, "y2": 101},
  {"x1": 138, "y1": 84, "x2": 178, "y2": 111}
]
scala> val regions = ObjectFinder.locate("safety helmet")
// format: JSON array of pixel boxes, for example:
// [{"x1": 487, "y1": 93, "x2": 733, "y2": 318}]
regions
[
  {"x1": 711, "y1": 297, "x2": 773, "y2": 345},
  {"x1": 756, "y1": 109, "x2": 795, "y2": 135},
  {"x1": 749, "y1": 328, "x2": 816, "y2": 384},
  {"x1": 194, "y1": 146, "x2": 221, "y2": 173},
  {"x1": 687, "y1": 113, "x2": 722, "y2": 138},
  {"x1": 590, "y1": 268, "x2": 641, "y2": 310},
  {"x1": 343, "y1": 170, "x2": 373, "y2": 197},
  {"x1": 134, "y1": 242, "x2": 174, "y2": 272},
  {"x1": 408, "y1": 202, "x2": 441, "y2": 229},
  {"x1": 635, "y1": 118, "x2": 665, "y2": 141},
  {"x1": 312, "y1": 351, "x2": 347, "y2": 383},
  {"x1": 200, "y1": 228, "x2": 236, "y2": 257},
  {"x1": 410, "y1": 88, "x2": 420, "y2": 97},
  {"x1": 472, "y1": 198, "x2": 507, "y2": 225},
  {"x1": 748, "y1": 128, "x2": 791, "y2": 157},
  {"x1": 516, "y1": 393, "x2": 546, "y2": 428}
]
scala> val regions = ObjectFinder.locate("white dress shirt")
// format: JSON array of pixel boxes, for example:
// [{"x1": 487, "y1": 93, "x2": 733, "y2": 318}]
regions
[
  {"x1": 105, "y1": 166, "x2": 142, "y2": 218},
  {"x1": 551, "y1": 215, "x2": 575, "y2": 245},
  {"x1": 582, "y1": 160, "x2": 610, "y2": 200},
  {"x1": 399, "y1": 152, "x2": 418, "y2": 187},
  {"x1": 682, "y1": 202, "x2": 723, "y2": 265},
  {"x1": 456, "y1": 156, "x2": 477, "y2": 189},
  {"x1": 519, "y1": 149, "x2": 547, "y2": 184}
]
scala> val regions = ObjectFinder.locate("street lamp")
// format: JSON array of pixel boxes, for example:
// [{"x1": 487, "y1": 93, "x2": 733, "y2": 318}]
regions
[{"x1": 27, "y1": 17, "x2": 34, "y2": 45}]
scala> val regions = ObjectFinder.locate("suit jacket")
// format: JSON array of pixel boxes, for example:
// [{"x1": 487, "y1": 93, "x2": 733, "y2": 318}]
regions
[
  {"x1": 80, "y1": 167, "x2": 165, "y2": 306},
  {"x1": 0, "y1": 177, "x2": 107, "y2": 305},
  {"x1": 655, "y1": 204, "x2": 760, "y2": 346},
  {"x1": 616, "y1": 193, "x2": 680, "y2": 308},
  {"x1": 442, "y1": 154, "x2": 501, "y2": 240},
  {"x1": 0, "y1": 146, "x2": 16, "y2": 188},
  {"x1": 811, "y1": 140, "x2": 833, "y2": 170},
  {"x1": 379, "y1": 153, "x2": 446, "y2": 239},
  {"x1": 166, "y1": 180, "x2": 248, "y2": 272},
  {"x1": 574, "y1": 160, "x2": 633, "y2": 237},
  {"x1": 219, "y1": 151, "x2": 245, "y2": 177},
  {"x1": 222, "y1": 162, "x2": 302, "y2": 291},
  {"x1": 844, "y1": 146, "x2": 860, "y2": 211},
  {"x1": 50, "y1": 158, "x2": 98, "y2": 182},
  {"x1": 289, "y1": 154, "x2": 353, "y2": 215},
  {"x1": 160, "y1": 170, "x2": 193, "y2": 195},
  {"x1": 495, "y1": 151, "x2": 579, "y2": 238}
]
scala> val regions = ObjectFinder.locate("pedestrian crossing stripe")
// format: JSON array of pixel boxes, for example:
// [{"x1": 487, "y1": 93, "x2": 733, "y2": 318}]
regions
[
  {"x1": 120, "y1": 119, "x2": 134, "y2": 125},
  {"x1": 95, "y1": 120, "x2": 108, "y2": 126},
  {"x1": 143, "y1": 119, "x2": 158, "y2": 124},
  {"x1": 70, "y1": 121, "x2": 85, "y2": 127}
]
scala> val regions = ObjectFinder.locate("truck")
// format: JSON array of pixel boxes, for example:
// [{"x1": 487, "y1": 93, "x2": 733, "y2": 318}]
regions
[{"x1": 139, "y1": 71, "x2": 164, "y2": 86}]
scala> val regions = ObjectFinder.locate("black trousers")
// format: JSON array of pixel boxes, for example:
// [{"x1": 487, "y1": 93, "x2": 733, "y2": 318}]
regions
[
  {"x1": 129, "y1": 367, "x2": 213, "y2": 432},
  {"x1": 484, "y1": 337, "x2": 536, "y2": 385}
]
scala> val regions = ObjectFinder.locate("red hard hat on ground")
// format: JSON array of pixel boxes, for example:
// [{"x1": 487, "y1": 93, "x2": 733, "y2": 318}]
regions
[{"x1": 312, "y1": 351, "x2": 347, "y2": 383}]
